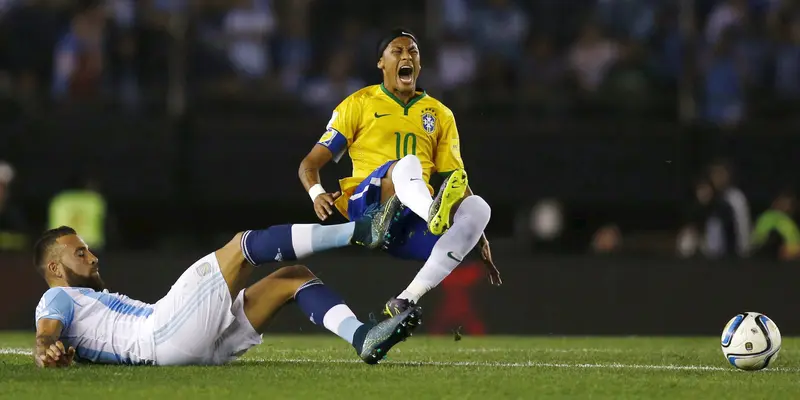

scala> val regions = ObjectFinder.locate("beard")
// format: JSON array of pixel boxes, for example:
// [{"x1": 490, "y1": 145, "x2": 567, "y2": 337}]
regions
[{"x1": 63, "y1": 267, "x2": 106, "y2": 292}]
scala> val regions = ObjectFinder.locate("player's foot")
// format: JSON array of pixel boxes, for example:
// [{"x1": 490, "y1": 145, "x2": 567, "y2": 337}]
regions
[
  {"x1": 428, "y1": 169, "x2": 468, "y2": 236},
  {"x1": 383, "y1": 297, "x2": 415, "y2": 318},
  {"x1": 355, "y1": 306, "x2": 422, "y2": 365},
  {"x1": 351, "y1": 195, "x2": 403, "y2": 250}
]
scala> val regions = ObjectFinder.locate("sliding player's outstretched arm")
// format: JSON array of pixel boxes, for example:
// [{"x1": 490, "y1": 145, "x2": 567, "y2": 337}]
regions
[{"x1": 34, "y1": 318, "x2": 75, "y2": 368}]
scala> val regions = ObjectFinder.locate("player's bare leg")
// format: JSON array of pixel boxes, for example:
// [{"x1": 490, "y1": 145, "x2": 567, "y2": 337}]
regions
[
  {"x1": 239, "y1": 264, "x2": 422, "y2": 364},
  {"x1": 240, "y1": 265, "x2": 318, "y2": 331},
  {"x1": 214, "y1": 232, "x2": 256, "y2": 299}
]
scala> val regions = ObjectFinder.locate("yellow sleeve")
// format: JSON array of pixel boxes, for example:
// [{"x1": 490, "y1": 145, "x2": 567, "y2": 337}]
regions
[
  {"x1": 317, "y1": 96, "x2": 362, "y2": 163},
  {"x1": 434, "y1": 108, "x2": 465, "y2": 174}
]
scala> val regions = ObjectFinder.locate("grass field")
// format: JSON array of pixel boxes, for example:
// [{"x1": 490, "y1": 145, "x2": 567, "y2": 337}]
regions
[{"x1": 1, "y1": 333, "x2": 799, "y2": 399}]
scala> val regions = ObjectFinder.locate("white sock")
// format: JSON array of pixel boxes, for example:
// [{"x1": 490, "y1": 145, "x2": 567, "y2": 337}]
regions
[
  {"x1": 392, "y1": 155, "x2": 434, "y2": 221},
  {"x1": 290, "y1": 223, "x2": 355, "y2": 259},
  {"x1": 322, "y1": 304, "x2": 364, "y2": 345},
  {"x1": 397, "y1": 196, "x2": 491, "y2": 303}
]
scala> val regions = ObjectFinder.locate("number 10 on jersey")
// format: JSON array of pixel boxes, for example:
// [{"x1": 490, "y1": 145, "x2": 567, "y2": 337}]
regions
[{"x1": 395, "y1": 132, "x2": 417, "y2": 159}]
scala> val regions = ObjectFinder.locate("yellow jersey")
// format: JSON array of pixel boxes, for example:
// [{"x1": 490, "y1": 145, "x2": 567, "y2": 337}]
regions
[{"x1": 316, "y1": 84, "x2": 464, "y2": 218}]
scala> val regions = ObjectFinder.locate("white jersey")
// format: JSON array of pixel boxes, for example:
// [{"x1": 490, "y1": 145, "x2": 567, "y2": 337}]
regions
[
  {"x1": 33, "y1": 252, "x2": 263, "y2": 366},
  {"x1": 35, "y1": 287, "x2": 156, "y2": 365}
]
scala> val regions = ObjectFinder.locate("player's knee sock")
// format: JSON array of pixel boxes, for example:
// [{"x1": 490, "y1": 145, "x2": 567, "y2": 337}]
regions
[
  {"x1": 241, "y1": 223, "x2": 355, "y2": 265},
  {"x1": 397, "y1": 196, "x2": 491, "y2": 303},
  {"x1": 392, "y1": 155, "x2": 433, "y2": 221},
  {"x1": 294, "y1": 278, "x2": 367, "y2": 350}
]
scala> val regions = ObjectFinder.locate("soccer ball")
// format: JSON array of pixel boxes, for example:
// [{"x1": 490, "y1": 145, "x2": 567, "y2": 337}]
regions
[{"x1": 720, "y1": 312, "x2": 781, "y2": 371}]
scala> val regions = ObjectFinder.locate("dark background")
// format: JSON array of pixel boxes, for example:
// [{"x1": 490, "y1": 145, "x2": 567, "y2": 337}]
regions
[{"x1": 2, "y1": 0, "x2": 800, "y2": 334}]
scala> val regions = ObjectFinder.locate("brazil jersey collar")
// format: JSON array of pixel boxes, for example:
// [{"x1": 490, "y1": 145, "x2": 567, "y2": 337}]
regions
[{"x1": 380, "y1": 83, "x2": 427, "y2": 115}]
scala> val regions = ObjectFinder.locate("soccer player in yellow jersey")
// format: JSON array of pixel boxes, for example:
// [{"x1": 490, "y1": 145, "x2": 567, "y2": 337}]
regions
[{"x1": 299, "y1": 28, "x2": 501, "y2": 317}]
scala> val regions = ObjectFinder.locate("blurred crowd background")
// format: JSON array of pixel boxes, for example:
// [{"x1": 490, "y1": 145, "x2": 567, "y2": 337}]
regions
[
  {"x1": 1, "y1": 0, "x2": 799, "y2": 262},
  {"x1": 2, "y1": 0, "x2": 800, "y2": 121}
]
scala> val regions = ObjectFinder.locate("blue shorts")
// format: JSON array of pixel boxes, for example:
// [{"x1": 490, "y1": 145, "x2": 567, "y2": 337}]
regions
[{"x1": 348, "y1": 161, "x2": 439, "y2": 261}]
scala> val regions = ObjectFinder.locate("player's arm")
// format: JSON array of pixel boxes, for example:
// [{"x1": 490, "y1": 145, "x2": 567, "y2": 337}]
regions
[
  {"x1": 34, "y1": 319, "x2": 75, "y2": 368},
  {"x1": 299, "y1": 145, "x2": 339, "y2": 220},
  {"x1": 298, "y1": 98, "x2": 360, "y2": 221}
]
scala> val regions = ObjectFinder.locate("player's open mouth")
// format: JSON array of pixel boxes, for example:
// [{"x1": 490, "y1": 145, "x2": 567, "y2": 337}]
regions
[{"x1": 398, "y1": 65, "x2": 414, "y2": 85}]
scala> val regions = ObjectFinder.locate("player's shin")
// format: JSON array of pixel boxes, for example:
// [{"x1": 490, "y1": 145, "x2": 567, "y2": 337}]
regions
[
  {"x1": 240, "y1": 223, "x2": 355, "y2": 265},
  {"x1": 391, "y1": 155, "x2": 433, "y2": 220},
  {"x1": 294, "y1": 279, "x2": 370, "y2": 352},
  {"x1": 397, "y1": 196, "x2": 491, "y2": 303}
]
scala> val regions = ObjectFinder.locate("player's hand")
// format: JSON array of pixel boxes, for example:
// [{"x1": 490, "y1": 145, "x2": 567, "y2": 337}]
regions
[
  {"x1": 313, "y1": 191, "x2": 341, "y2": 221},
  {"x1": 36, "y1": 341, "x2": 75, "y2": 368},
  {"x1": 479, "y1": 236, "x2": 502, "y2": 286}
]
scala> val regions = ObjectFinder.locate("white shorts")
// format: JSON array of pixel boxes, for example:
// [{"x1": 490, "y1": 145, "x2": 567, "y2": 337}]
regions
[{"x1": 151, "y1": 253, "x2": 263, "y2": 365}]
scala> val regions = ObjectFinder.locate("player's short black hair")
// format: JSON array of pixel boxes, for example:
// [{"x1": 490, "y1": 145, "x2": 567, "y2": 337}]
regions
[
  {"x1": 33, "y1": 226, "x2": 76, "y2": 276},
  {"x1": 377, "y1": 27, "x2": 419, "y2": 59}
]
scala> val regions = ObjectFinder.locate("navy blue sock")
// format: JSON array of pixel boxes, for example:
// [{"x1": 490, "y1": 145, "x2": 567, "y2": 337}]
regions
[
  {"x1": 294, "y1": 279, "x2": 365, "y2": 349},
  {"x1": 240, "y1": 225, "x2": 297, "y2": 265},
  {"x1": 240, "y1": 223, "x2": 355, "y2": 266}
]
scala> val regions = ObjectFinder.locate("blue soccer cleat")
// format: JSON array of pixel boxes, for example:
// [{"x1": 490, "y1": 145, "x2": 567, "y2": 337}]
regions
[
  {"x1": 383, "y1": 296, "x2": 416, "y2": 318},
  {"x1": 350, "y1": 195, "x2": 403, "y2": 250},
  {"x1": 357, "y1": 305, "x2": 422, "y2": 365}
]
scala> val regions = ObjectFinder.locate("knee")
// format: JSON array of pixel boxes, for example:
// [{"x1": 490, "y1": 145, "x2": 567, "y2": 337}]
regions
[
  {"x1": 460, "y1": 195, "x2": 491, "y2": 226},
  {"x1": 391, "y1": 155, "x2": 423, "y2": 182},
  {"x1": 231, "y1": 232, "x2": 245, "y2": 247},
  {"x1": 216, "y1": 231, "x2": 247, "y2": 264},
  {"x1": 399, "y1": 154, "x2": 421, "y2": 166}
]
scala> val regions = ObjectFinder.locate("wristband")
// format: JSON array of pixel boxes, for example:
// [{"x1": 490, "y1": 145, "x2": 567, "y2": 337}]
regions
[{"x1": 308, "y1": 184, "x2": 326, "y2": 202}]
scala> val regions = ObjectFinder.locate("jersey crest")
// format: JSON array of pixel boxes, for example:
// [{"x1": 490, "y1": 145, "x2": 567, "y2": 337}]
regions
[{"x1": 421, "y1": 107, "x2": 436, "y2": 134}]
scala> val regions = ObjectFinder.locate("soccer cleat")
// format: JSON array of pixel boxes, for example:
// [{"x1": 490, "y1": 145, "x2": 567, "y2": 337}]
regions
[
  {"x1": 428, "y1": 169, "x2": 468, "y2": 236},
  {"x1": 350, "y1": 195, "x2": 403, "y2": 249},
  {"x1": 383, "y1": 297, "x2": 416, "y2": 318},
  {"x1": 358, "y1": 306, "x2": 422, "y2": 365}
]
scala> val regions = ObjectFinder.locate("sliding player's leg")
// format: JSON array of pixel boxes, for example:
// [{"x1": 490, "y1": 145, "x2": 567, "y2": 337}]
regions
[
  {"x1": 216, "y1": 264, "x2": 422, "y2": 365},
  {"x1": 216, "y1": 217, "x2": 391, "y2": 298},
  {"x1": 152, "y1": 221, "x2": 383, "y2": 366}
]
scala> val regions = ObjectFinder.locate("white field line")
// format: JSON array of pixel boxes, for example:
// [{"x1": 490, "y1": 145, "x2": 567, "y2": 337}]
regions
[
  {"x1": 0, "y1": 348, "x2": 32, "y2": 356},
  {"x1": 246, "y1": 358, "x2": 800, "y2": 373},
  {"x1": 0, "y1": 347, "x2": 624, "y2": 357},
  {"x1": 262, "y1": 347, "x2": 629, "y2": 354},
  {"x1": 3, "y1": 347, "x2": 798, "y2": 373}
]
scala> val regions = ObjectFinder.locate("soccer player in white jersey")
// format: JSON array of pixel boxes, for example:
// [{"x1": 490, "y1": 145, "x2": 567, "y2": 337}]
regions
[{"x1": 33, "y1": 225, "x2": 421, "y2": 368}]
